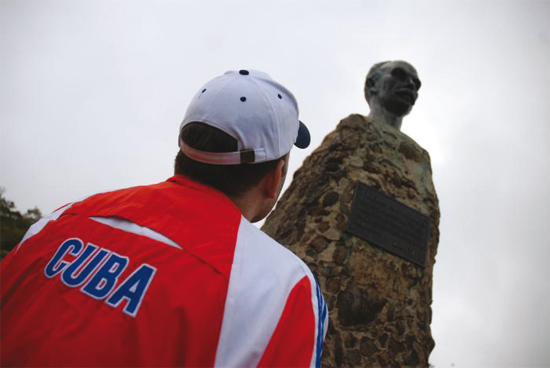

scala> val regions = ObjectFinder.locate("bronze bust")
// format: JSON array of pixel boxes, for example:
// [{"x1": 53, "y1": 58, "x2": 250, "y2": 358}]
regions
[{"x1": 364, "y1": 60, "x2": 421, "y2": 130}]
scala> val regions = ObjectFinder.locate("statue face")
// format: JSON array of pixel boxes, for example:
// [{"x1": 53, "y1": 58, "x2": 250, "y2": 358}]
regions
[{"x1": 375, "y1": 61, "x2": 421, "y2": 117}]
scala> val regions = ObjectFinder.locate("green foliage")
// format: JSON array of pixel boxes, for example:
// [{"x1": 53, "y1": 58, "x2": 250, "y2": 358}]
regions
[{"x1": 0, "y1": 189, "x2": 42, "y2": 259}]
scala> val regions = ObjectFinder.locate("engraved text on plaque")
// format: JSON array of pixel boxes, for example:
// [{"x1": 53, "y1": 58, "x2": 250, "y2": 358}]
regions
[{"x1": 346, "y1": 181, "x2": 430, "y2": 266}]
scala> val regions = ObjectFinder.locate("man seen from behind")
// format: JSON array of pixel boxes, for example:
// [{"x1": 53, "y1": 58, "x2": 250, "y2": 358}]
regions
[{"x1": 0, "y1": 69, "x2": 328, "y2": 367}]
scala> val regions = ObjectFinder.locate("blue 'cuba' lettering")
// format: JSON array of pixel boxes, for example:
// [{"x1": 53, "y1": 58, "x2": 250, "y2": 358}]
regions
[
  {"x1": 106, "y1": 264, "x2": 157, "y2": 317},
  {"x1": 61, "y1": 244, "x2": 109, "y2": 287},
  {"x1": 81, "y1": 253, "x2": 129, "y2": 299},
  {"x1": 44, "y1": 238, "x2": 83, "y2": 278},
  {"x1": 44, "y1": 238, "x2": 156, "y2": 317}
]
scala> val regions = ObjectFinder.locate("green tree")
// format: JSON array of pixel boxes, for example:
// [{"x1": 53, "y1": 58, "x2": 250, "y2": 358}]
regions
[{"x1": 0, "y1": 189, "x2": 42, "y2": 259}]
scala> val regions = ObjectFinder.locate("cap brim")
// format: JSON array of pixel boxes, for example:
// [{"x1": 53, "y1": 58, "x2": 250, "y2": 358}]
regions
[{"x1": 295, "y1": 121, "x2": 311, "y2": 149}]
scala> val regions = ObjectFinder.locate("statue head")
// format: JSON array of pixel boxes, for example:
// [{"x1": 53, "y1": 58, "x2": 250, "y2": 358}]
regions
[{"x1": 364, "y1": 60, "x2": 421, "y2": 118}]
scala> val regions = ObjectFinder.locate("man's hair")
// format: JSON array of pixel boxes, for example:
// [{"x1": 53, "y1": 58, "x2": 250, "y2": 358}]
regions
[
  {"x1": 364, "y1": 60, "x2": 390, "y2": 105},
  {"x1": 175, "y1": 122, "x2": 285, "y2": 198}
]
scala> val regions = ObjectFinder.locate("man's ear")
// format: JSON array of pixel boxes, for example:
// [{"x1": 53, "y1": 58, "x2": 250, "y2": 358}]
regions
[
  {"x1": 365, "y1": 78, "x2": 377, "y2": 105},
  {"x1": 366, "y1": 78, "x2": 378, "y2": 96},
  {"x1": 366, "y1": 77, "x2": 376, "y2": 89},
  {"x1": 262, "y1": 159, "x2": 285, "y2": 199}
]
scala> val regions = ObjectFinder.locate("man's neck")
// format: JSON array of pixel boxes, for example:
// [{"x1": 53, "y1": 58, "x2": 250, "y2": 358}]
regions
[
  {"x1": 367, "y1": 104, "x2": 403, "y2": 130},
  {"x1": 230, "y1": 193, "x2": 257, "y2": 222},
  {"x1": 229, "y1": 187, "x2": 270, "y2": 224}
]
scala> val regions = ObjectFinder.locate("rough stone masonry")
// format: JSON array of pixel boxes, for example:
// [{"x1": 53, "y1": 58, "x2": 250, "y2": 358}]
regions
[{"x1": 262, "y1": 112, "x2": 440, "y2": 367}]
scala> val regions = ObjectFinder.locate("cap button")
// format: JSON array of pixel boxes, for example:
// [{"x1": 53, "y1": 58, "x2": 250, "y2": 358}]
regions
[{"x1": 239, "y1": 70, "x2": 249, "y2": 75}]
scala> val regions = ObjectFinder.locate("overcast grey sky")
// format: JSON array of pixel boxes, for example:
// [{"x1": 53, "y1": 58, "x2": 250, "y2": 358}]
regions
[{"x1": 1, "y1": 0, "x2": 549, "y2": 366}]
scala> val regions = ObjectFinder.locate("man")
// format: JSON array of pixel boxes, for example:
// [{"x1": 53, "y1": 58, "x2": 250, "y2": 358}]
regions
[
  {"x1": 364, "y1": 60, "x2": 422, "y2": 130},
  {"x1": 0, "y1": 70, "x2": 328, "y2": 367}
]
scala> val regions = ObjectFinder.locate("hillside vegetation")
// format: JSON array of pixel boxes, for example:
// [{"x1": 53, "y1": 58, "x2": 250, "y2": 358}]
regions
[{"x1": 0, "y1": 190, "x2": 41, "y2": 259}]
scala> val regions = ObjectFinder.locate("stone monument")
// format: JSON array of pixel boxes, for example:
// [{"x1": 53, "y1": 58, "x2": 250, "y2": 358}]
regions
[{"x1": 262, "y1": 61, "x2": 440, "y2": 367}]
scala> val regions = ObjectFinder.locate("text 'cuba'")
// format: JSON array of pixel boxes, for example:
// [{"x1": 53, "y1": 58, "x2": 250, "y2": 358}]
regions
[{"x1": 44, "y1": 238, "x2": 156, "y2": 317}]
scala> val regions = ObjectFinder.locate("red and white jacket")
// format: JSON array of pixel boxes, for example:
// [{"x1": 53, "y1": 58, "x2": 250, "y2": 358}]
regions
[{"x1": 0, "y1": 175, "x2": 327, "y2": 367}]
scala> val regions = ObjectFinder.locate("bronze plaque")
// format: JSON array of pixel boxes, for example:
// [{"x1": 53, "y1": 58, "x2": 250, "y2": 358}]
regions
[{"x1": 346, "y1": 181, "x2": 430, "y2": 266}]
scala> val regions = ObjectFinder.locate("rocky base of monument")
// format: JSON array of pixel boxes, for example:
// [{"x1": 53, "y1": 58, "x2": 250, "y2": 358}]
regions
[{"x1": 263, "y1": 114, "x2": 440, "y2": 367}]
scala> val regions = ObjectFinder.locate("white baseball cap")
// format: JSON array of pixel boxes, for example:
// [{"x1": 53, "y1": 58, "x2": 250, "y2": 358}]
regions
[{"x1": 179, "y1": 69, "x2": 310, "y2": 165}]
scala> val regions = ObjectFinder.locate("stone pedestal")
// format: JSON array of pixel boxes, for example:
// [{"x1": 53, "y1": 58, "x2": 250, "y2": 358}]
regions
[{"x1": 262, "y1": 114, "x2": 440, "y2": 367}]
